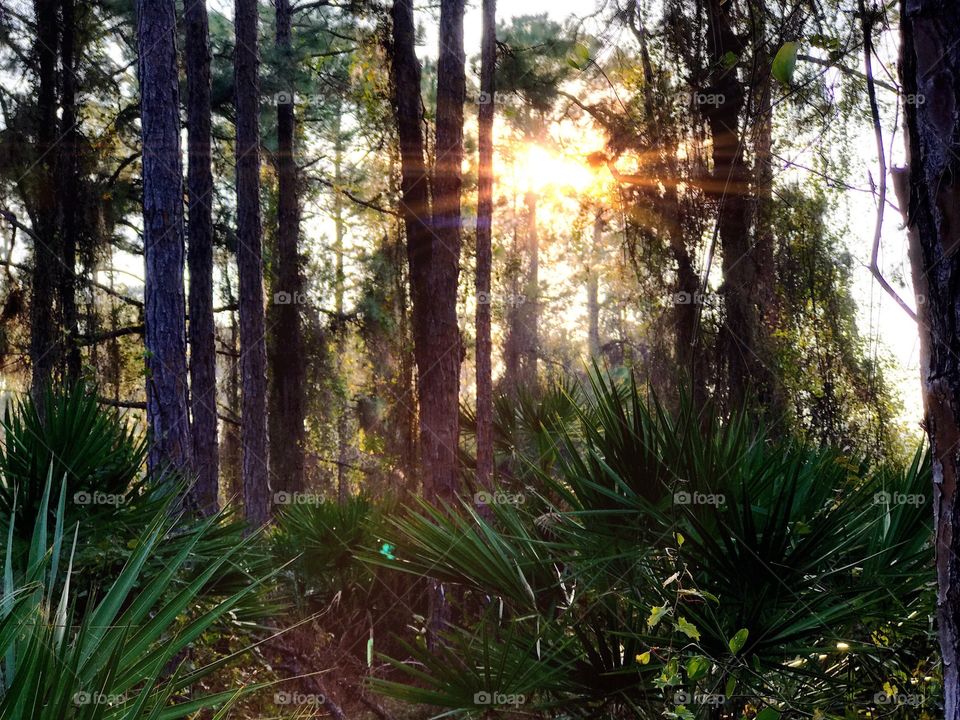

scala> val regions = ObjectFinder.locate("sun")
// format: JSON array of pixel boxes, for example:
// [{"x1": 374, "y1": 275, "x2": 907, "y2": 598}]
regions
[{"x1": 514, "y1": 143, "x2": 601, "y2": 196}]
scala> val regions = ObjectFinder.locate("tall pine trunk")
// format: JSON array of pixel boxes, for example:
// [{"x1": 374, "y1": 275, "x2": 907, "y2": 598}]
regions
[
  {"x1": 897, "y1": 1, "x2": 960, "y2": 714},
  {"x1": 427, "y1": 0, "x2": 466, "y2": 501},
  {"x1": 389, "y1": 0, "x2": 466, "y2": 645},
  {"x1": 269, "y1": 0, "x2": 307, "y2": 495},
  {"x1": 30, "y1": 0, "x2": 60, "y2": 409},
  {"x1": 475, "y1": 0, "x2": 496, "y2": 491},
  {"x1": 333, "y1": 117, "x2": 350, "y2": 504},
  {"x1": 701, "y1": 0, "x2": 776, "y2": 411},
  {"x1": 136, "y1": 0, "x2": 192, "y2": 472},
  {"x1": 235, "y1": 0, "x2": 270, "y2": 526},
  {"x1": 184, "y1": 0, "x2": 219, "y2": 513},
  {"x1": 58, "y1": 0, "x2": 81, "y2": 384}
]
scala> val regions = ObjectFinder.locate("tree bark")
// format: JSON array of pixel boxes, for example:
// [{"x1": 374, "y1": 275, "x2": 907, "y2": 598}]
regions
[
  {"x1": 897, "y1": 1, "x2": 960, "y2": 714},
  {"x1": 701, "y1": 0, "x2": 771, "y2": 411},
  {"x1": 269, "y1": 0, "x2": 307, "y2": 495},
  {"x1": 235, "y1": 0, "x2": 271, "y2": 526},
  {"x1": 427, "y1": 0, "x2": 467, "y2": 501},
  {"x1": 334, "y1": 115, "x2": 350, "y2": 505},
  {"x1": 475, "y1": 0, "x2": 496, "y2": 491},
  {"x1": 136, "y1": 0, "x2": 192, "y2": 473},
  {"x1": 389, "y1": 0, "x2": 464, "y2": 503},
  {"x1": 58, "y1": 0, "x2": 81, "y2": 384},
  {"x1": 30, "y1": 0, "x2": 61, "y2": 409},
  {"x1": 389, "y1": 0, "x2": 466, "y2": 648},
  {"x1": 184, "y1": 0, "x2": 219, "y2": 514}
]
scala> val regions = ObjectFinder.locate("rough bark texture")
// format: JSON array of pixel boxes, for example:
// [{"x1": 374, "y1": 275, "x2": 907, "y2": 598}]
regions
[
  {"x1": 427, "y1": 0, "x2": 466, "y2": 501},
  {"x1": 898, "y1": 1, "x2": 960, "y2": 714},
  {"x1": 269, "y1": 0, "x2": 307, "y2": 495},
  {"x1": 702, "y1": 0, "x2": 772, "y2": 411},
  {"x1": 30, "y1": 0, "x2": 60, "y2": 408},
  {"x1": 136, "y1": 0, "x2": 192, "y2": 473},
  {"x1": 58, "y1": 0, "x2": 81, "y2": 383},
  {"x1": 389, "y1": 0, "x2": 466, "y2": 647},
  {"x1": 389, "y1": 0, "x2": 464, "y2": 503},
  {"x1": 334, "y1": 121, "x2": 350, "y2": 505},
  {"x1": 184, "y1": 0, "x2": 219, "y2": 513},
  {"x1": 235, "y1": 0, "x2": 271, "y2": 526},
  {"x1": 475, "y1": 0, "x2": 496, "y2": 491}
]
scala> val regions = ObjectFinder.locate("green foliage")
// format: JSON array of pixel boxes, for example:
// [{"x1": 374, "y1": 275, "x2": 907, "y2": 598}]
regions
[
  {"x1": 273, "y1": 493, "x2": 386, "y2": 607},
  {"x1": 0, "y1": 385, "x2": 146, "y2": 524},
  {"x1": 0, "y1": 386, "x2": 276, "y2": 626},
  {"x1": 0, "y1": 469, "x2": 275, "y2": 719},
  {"x1": 371, "y1": 371, "x2": 935, "y2": 718},
  {"x1": 773, "y1": 184, "x2": 907, "y2": 457},
  {"x1": 771, "y1": 41, "x2": 799, "y2": 85}
]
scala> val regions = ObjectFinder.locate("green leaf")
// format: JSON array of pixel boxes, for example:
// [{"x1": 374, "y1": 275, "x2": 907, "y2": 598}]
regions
[
  {"x1": 728, "y1": 628, "x2": 749, "y2": 655},
  {"x1": 647, "y1": 604, "x2": 670, "y2": 628},
  {"x1": 772, "y1": 41, "x2": 799, "y2": 85},
  {"x1": 757, "y1": 708, "x2": 781, "y2": 720},
  {"x1": 675, "y1": 617, "x2": 701, "y2": 641},
  {"x1": 686, "y1": 655, "x2": 710, "y2": 681},
  {"x1": 725, "y1": 675, "x2": 737, "y2": 698}
]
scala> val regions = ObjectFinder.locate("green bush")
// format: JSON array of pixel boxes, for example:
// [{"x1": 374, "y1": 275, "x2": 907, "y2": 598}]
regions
[
  {"x1": 371, "y1": 372, "x2": 936, "y2": 718},
  {"x1": 0, "y1": 386, "x2": 146, "y2": 520},
  {"x1": 0, "y1": 386, "x2": 276, "y2": 624},
  {"x1": 273, "y1": 493, "x2": 386, "y2": 608},
  {"x1": 0, "y1": 469, "x2": 276, "y2": 719}
]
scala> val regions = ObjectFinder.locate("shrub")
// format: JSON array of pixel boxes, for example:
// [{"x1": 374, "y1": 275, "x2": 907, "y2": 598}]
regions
[{"x1": 371, "y1": 372, "x2": 935, "y2": 718}]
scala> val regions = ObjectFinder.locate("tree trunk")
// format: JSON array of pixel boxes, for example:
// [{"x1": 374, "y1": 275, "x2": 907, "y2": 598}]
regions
[
  {"x1": 58, "y1": 0, "x2": 81, "y2": 384},
  {"x1": 427, "y1": 0, "x2": 466, "y2": 501},
  {"x1": 334, "y1": 117, "x2": 350, "y2": 505},
  {"x1": 221, "y1": 265, "x2": 243, "y2": 503},
  {"x1": 269, "y1": 0, "x2": 307, "y2": 496},
  {"x1": 30, "y1": 0, "x2": 61, "y2": 409},
  {"x1": 897, "y1": 2, "x2": 960, "y2": 714},
  {"x1": 235, "y1": 0, "x2": 270, "y2": 526},
  {"x1": 518, "y1": 190, "x2": 539, "y2": 386},
  {"x1": 136, "y1": 0, "x2": 192, "y2": 473},
  {"x1": 184, "y1": 0, "x2": 219, "y2": 513},
  {"x1": 587, "y1": 211, "x2": 602, "y2": 357},
  {"x1": 389, "y1": 0, "x2": 466, "y2": 647},
  {"x1": 389, "y1": 0, "x2": 464, "y2": 503},
  {"x1": 701, "y1": 0, "x2": 769, "y2": 410},
  {"x1": 475, "y1": 0, "x2": 496, "y2": 491}
]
